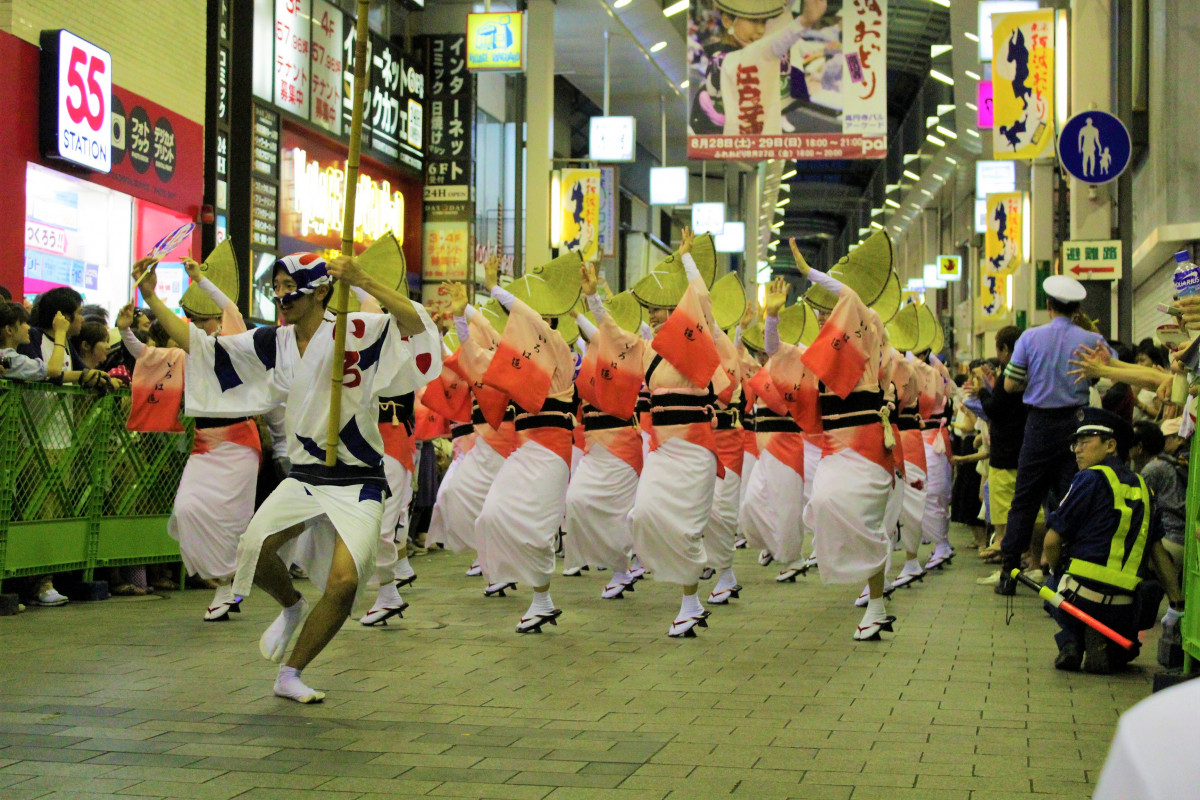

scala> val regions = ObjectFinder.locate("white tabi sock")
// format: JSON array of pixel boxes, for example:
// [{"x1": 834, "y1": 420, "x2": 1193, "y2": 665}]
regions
[
  {"x1": 714, "y1": 569, "x2": 738, "y2": 593},
  {"x1": 259, "y1": 597, "x2": 307, "y2": 663},
  {"x1": 530, "y1": 591, "x2": 555, "y2": 616},
  {"x1": 374, "y1": 582, "x2": 403, "y2": 609},
  {"x1": 274, "y1": 665, "x2": 325, "y2": 703},
  {"x1": 395, "y1": 557, "x2": 416, "y2": 580},
  {"x1": 679, "y1": 593, "x2": 704, "y2": 618},
  {"x1": 609, "y1": 570, "x2": 631, "y2": 585},
  {"x1": 863, "y1": 597, "x2": 887, "y2": 624},
  {"x1": 900, "y1": 558, "x2": 922, "y2": 576}
]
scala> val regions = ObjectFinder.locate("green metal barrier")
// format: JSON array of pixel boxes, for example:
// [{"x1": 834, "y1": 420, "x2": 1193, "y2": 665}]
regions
[
  {"x1": 1182, "y1": 428, "x2": 1200, "y2": 670},
  {"x1": 0, "y1": 380, "x2": 190, "y2": 591}
]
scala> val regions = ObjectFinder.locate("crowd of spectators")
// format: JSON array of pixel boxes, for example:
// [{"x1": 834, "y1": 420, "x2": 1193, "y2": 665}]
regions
[{"x1": 949, "y1": 303, "x2": 1190, "y2": 674}]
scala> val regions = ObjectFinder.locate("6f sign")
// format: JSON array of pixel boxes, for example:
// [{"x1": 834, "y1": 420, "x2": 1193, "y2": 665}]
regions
[{"x1": 39, "y1": 30, "x2": 112, "y2": 173}]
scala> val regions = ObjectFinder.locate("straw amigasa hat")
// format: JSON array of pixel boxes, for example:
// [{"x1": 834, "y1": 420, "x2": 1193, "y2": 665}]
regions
[
  {"x1": 632, "y1": 233, "x2": 717, "y2": 309},
  {"x1": 872, "y1": 271, "x2": 902, "y2": 324},
  {"x1": 798, "y1": 300, "x2": 819, "y2": 346},
  {"x1": 741, "y1": 301, "x2": 809, "y2": 353},
  {"x1": 914, "y1": 302, "x2": 938, "y2": 353},
  {"x1": 584, "y1": 290, "x2": 644, "y2": 334},
  {"x1": 885, "y1": 300, "x2": 920, "y2": 352},
  {"x1": 180, "y1": 238, "x2": 239, "y2": 319},
  {"x1": 443, "y1": 331, "x2": 460, "y2": 353},
  {"x1": 805, "y1": 230, "x2": 894, "y2": 313},
  {"x1": 929, "y1": 310, "x2": 945, "y2": 354},
  {"x1": 715, "y1": 0, "x2": 786, "y2": 20},
  {"x1": 509, "y1": 251, "x2": 583, "y2": 317},
  {"x1": 478, "y1": 296, "x2": 509, "y2": 335},
  {"x1": 346, "y1": 231, "x2": 408, "y2": 312},
  {"x1": 554, "y1": 313, "x2": 581, "y2": 344},
  {"x1": 710, "y1": 272, "x2": 748, "y2": 331}
]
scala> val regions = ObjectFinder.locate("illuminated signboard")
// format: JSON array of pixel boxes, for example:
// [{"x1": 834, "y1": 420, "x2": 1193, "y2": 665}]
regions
[
  {"x1": 714, "y1": 221, "x2": 745, "y2": 253},
  {"x1": 282, "y1": 146, "x2": 405, "y2": 245},
  {"x1": 691, "y1": 202, "x2": 725, "y2": 236},
  {"x1": 650, "y1": 166, "x2": 689, "y2": 205},
  {"x1": 39, "y1": 30, "x2": 113, "y2": 173},
  {"x1": 466, "y1": 12, "x2": 525, "y2": 72},
  {"x1": 589, "y1": 116, "x2": 637, "y2": 162}
]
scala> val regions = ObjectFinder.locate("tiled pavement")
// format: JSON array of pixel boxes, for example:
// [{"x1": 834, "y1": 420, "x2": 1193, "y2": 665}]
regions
[{"x1": 0, "y1": 523, "x2": 1162, "y2": 800}]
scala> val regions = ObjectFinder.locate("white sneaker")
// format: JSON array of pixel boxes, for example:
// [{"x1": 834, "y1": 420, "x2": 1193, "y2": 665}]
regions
[
  {"x1": 1022, "y1": 568, "x2": 1044, "y2": 585},
  {"x1": 976, "y1": 570, "x2": 1002, "y2": 586},
  {"x1": 35, "y1": 582, "x2": 69, "y2": 607}
]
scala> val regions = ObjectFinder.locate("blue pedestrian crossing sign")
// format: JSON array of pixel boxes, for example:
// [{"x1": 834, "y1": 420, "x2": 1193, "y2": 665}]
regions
[{"x1": 1058, "y1": 111, "x2": 1131, "y2": 185}]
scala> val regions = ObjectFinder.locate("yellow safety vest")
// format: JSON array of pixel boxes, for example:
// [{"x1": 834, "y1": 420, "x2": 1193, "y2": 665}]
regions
[{"x1": 1067, "y1": 465, "x2": 1151, "y2": 592}]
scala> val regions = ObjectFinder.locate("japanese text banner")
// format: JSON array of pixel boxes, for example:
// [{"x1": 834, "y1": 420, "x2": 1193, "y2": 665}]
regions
[
  {"x1": 991, "y1": 9, "x2": 1054, "y2": 160},
  {"x1": 686, "y1": 0, "x2": 887, "y2": 161}
]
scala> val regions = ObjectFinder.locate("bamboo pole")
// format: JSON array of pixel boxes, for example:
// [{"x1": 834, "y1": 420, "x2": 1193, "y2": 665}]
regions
[{"x1": 325, "y1": 0, "x2": 372, "y2": 466}]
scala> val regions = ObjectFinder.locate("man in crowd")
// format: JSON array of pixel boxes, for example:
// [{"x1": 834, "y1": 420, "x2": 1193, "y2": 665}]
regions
[
  {"x1": 997, "y1": 275, "x2": 1110, "y2": 595},
  {"x1": 1041, "y1": 408, "x2": 1182, "y2": 673}
]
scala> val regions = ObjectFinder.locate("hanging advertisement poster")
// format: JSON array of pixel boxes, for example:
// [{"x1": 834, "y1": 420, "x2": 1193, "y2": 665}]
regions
[
  {"x1": 559, "y1": 169, "x2": 601, "y2": 262},
  {"x1": 687, "y1": 0, "x2": 887, "y2": 161},
  {"x1": 598, "y1": 167, "x2": 617, "y2": 258},
  {"x1": 991, "y1": 9, "x2": 1054, "y2": 159},
  {"x1": 979, "y1": 265, "x2": 1009, "y2": 320},
  {"x1": 983, "y1": 192, "x2": 1023, "y2": 276}
]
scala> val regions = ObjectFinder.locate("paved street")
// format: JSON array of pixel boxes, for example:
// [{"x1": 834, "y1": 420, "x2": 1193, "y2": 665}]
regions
[{"x1": 0, "y1": 524, "x2": 1159, "y2": 799}]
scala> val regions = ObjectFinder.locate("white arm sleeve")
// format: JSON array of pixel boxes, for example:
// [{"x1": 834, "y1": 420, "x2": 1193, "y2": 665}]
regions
[
  {"x1": 764, "y1": 314, "x2": 781, "y2": 356},
  {"x1": 490, "y1": 285, "x2": 518, "y2": 311},
  {"x1": 453, "y1": 315, "x2": 471, "y2": 343},
  {"x1": 807, "y1": 268, "x2": 846, "y2": 296},
  {"x1": 122, "y1": 327, "x2": 146, "y2": 358},
  {"x1": 681, "y1": 252, "x2": 702, "y2": 283},
  {"x1": 575, "y1": 311, "x2": 598, "y2": 341}
]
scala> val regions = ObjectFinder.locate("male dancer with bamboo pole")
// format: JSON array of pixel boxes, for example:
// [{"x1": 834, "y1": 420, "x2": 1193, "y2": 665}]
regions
[{"x1": 137, "y1": 3, "x2": 441, "y2": 703}]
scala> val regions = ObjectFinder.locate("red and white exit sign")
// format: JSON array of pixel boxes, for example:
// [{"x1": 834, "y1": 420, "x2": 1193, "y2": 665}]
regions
[{"x1": 39, "y1": 30, "x2": 112, "y2": 173}]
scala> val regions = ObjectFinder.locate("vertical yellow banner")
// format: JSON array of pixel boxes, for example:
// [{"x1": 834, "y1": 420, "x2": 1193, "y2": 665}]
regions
[
  {"x1": 991, "y1": 9, "x2": 1055, "y2": 160},
  {"x1": 983, "y1": 192, "x2": 1023, "y2": 275},
  {"x1": 559, "y1": 169, "x2": 601, "y2": 262}
]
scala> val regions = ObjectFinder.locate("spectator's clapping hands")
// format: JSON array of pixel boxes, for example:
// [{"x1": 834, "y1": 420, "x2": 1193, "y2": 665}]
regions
[{"x1": 1068, "y1": 343, "x2": 1110, "y2": 384}]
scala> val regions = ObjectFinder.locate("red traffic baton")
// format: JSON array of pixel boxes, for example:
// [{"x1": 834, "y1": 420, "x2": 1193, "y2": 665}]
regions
[{"x1": 1009, "y1": 569, "x2": 1135, "y2": 650}]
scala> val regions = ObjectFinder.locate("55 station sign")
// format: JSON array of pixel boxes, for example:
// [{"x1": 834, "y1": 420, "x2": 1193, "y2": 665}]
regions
[{"x1": 39, "y1": 29, "x2": 112, "y2": 173}]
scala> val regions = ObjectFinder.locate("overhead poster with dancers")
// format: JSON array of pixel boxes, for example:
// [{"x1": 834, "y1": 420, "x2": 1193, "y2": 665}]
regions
[
  {"x1": 687, "y1": 0, "x2": 888, "y2": 162},
  {"x1": 991, "y1": 9, "x2": 1054, "y2": 160}
]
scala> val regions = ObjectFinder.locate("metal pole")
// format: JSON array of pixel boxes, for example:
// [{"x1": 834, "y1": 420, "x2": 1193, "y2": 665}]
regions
[
  {"x1": 1114, "y1": 0, "x2": 1133, "y2": 342},
  {"x1": 660, "y1": 94, "x2": 667, "y2": 167},
  {"x1": 603, "y1": 30, "x2": 610, "y2": 116}
]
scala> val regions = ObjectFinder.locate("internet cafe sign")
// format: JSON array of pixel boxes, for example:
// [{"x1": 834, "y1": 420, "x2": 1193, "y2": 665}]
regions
[{"x1": 39, "y1": 29, "x2": 112, "y2": 173}]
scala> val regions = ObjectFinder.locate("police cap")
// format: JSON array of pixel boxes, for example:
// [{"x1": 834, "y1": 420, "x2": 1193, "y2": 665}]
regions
[
  {"x1": 1071, "y1": 407, "x2": 1133, "y2": 452},
  {"x1": 1043, "y1": 275, "x2": 1087, "y2": 304}
]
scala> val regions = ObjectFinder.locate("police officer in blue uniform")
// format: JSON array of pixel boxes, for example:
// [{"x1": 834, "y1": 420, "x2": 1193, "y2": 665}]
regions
[
  {"x1": 996, "y1": 275, "x2": 1112, "y2": 595},
  {"x1": 1041, "y1": 408, "x2": 1182, "y2": 673}
]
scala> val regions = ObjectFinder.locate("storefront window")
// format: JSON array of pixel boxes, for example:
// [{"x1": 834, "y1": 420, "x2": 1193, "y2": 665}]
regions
[{"x1": 23, "y1": 163, "x2": 193, "y2": 320}]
